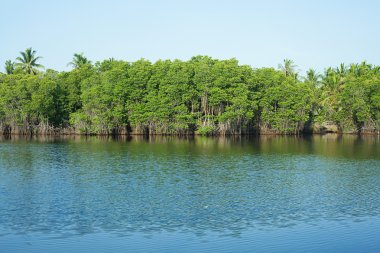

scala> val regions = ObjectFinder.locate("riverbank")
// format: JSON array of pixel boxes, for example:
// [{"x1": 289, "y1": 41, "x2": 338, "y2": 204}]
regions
[{"x1": 1, "y1": 124, "x2": 379, "y2": 136}]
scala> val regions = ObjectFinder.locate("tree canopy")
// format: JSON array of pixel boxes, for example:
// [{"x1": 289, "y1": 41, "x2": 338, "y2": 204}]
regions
[{"x1": 1, "y1": 50, "x2": 380, "y2": 135}]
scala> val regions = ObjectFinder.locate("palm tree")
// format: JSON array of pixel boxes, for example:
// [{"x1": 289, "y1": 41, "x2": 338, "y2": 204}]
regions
[
  {"x1": 319, "y1": 68, "x2": 345, "y2": 119},
  {"x1": 15, "y1": 47, "x2": 44, "y2": 74},
  {"x1": 5, "y1": 60, "x2": 15, "y2": 74},
  {"x1": 336, "y1": 63, "x2": 347, "y2": 77},
  {"x1": 372, "y1": 65, "x2": 380, "y2": 75},
  {"x1": 278, "y1": 59, "x2": 297, "y2": 78},
  {"x1": 322, "y1": 68, "x2": 343, "y2": 93},
  {"x1": 68, "y1": 53, "x2": 91, "y2": 69},
  {"x1": 304, "y1": 69, "x2": 321, "y2": 118},
  {"x1": 348, "y1": 62, "x2": 371, "y2": 77},
  {"x1": 304, "y1": 69, "x2": 321, "y2": 88}
]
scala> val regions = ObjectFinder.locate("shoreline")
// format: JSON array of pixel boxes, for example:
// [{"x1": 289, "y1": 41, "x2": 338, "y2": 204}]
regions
[{"x1": 1, "y1": 132, "x2": 379, "y2": 137}]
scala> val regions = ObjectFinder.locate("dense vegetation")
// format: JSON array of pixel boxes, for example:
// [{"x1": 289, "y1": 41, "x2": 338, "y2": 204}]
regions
[{"x1": 1, "y1": 48, "x2": 380, "y2": 135}]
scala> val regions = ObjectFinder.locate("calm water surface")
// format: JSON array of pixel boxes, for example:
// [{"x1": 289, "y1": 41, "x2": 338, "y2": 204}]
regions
[{"x1": 0, "y1": 135, "x2": 379, "y2": 253}]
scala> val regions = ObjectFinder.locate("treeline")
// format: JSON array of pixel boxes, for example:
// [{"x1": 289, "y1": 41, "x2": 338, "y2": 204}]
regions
[{"x1": 1, "y1": 49, "x2": 380, "y2": 135}]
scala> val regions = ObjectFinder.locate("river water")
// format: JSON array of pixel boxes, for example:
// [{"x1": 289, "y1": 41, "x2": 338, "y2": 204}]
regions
[{"x1": 0, "y1": 135, "x2": 379, "y2": 252}]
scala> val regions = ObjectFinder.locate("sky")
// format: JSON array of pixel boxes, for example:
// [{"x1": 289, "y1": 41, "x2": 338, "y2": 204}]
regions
[{"x1": 1, "y1": 0, "x2": 380, "y2": 74}]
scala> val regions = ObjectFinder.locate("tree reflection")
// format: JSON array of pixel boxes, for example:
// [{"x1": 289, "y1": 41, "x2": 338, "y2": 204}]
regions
[{"x1": 0, "y1": 135, "x2": 379, "y2": 238}]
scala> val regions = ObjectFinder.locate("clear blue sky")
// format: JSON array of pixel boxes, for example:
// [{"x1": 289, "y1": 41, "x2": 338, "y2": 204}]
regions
[{"x1": 1, "y1": 0, "x2": 380, "y2": 74}]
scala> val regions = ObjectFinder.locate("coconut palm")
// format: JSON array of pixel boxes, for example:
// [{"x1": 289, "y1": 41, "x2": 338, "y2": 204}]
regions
[
  {"x1": 278, "y1": 59, "x2": 297, "y2": 78},
  {"x1": 68, "y1": 53, "x2": 92, "y2": 69},
  {"x1": 322, "y1": 68, "x2": 343, "y2": 94},
  {"x1": 15, "y1": 48, "x2": 44, "y2": 74},
  {"x1": 348, "y1": 62, "x2": 373, "y2": 77},
  {"x1": 319, "y1": 68, "x2": 345, "y2": 119},
  {"x1": 4, "y1": 60, "x2": 15, "y2": 74},
  {"x1": 304, "y1": 69, "x2": 321, "y2": 88},
  {"x1": 372, "y1": 65, "x2": 380, "y2": 75},
  {"x1": 336, "y1": 63, "x2": 347, "y2": 77}
]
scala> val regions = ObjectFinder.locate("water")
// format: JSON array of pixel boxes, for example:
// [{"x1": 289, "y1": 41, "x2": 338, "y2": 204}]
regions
[{"x1": 0, "y1": 135, "x2": 379, "y2": 253}]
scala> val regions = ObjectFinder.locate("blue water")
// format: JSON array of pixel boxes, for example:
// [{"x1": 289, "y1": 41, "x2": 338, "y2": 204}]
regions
[{"x1": 0, "y1": 135, "x2": 379, "y2": 252}]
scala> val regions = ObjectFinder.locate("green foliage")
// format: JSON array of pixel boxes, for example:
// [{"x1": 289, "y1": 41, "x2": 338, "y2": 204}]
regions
[
  {"x1": 314, "y1": 62, "x2": 380, "y2": 132},
  {"x1": 70, "y1": 61, "x2": 129, "y2": 133},
  {"x1": 0, "y1": 72, "x2": 65, "y2": 131},
  {"x1": 196, "y1": 125, "x2": 216, "y2": 136},
  {"x1": 4, "y1": 60, "x2": 15, "y2": 74},
  {"x1": 1, "y1": 53, "x2": 380, "y2": 135},
  {"x1": 278, "y1": 59, "x2": 297, "y2": 79},
  {"x1": 15, "y1": 48, "x2": 44, "y2": 75},
  {"x1": 68, "y1": 53, "x2": 92, "y2": 69},
  {"x1": 260, "y1": 77, "x2": 312, "y2": 134}
]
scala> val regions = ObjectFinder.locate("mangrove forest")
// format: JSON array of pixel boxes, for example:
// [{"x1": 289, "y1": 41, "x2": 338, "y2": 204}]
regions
[{"x1": 1, "y1": 48, "x2": 380, "y2": 135}]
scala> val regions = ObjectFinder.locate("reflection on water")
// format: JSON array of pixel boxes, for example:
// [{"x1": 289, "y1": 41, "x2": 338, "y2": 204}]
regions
[{"x1": 0, "y1": 135, "x2": 379, "y2": 252}]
